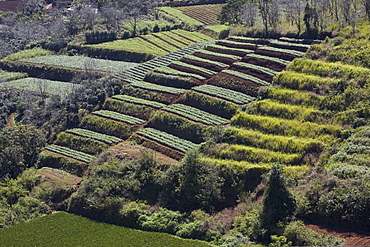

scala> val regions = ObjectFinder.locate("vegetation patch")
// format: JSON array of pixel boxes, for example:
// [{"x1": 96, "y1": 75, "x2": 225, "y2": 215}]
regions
[
  {"x1": 144, "y1": 71, "x2": 200, "y2": 89},
  {"x1": 0, "y1": 70, "x2": 27, "y2": 81},
  {"x1": 66, "y1": 128, "x2": 123, "y2": 144},
  {"x1": 44, "y1": 144, "x2": 96, "y2": 163},
  {"x1": 192, "y1": 84, "x2": 255, "y2": 104},
  {"x1": 103, "y1": 99, "x2": 156, "y2": 120},
  {"x1": 131, "y1": 81, "x2": 187, "y2": 94}
]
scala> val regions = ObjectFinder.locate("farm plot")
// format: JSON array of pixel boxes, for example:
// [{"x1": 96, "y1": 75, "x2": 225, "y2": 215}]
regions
[
  {"x1": 151, "y1": 32, "x2": 189, "y2": 49},
  {"x1": 169, "y1": 60, "x2": 218, "y2": 78},
  {"x1": 140, "y1": 35, "x2": 180, "y2": 53},
  {"x1": 194, "y1": 49, "x2": 242, "y2": 64},
  {"x1": 163, "y1": 103, "x2": 230, "y2": 125},
  {"x1": 221, "y1": 70, "x2": 271, "y2": 86},
  {"x1": 131, "y1": 81, "x2": 187, "y2": 94},
  {"x1": 242, "y1": 53, "x2": 290, "y2": 71},
  {"x1": 170, "y1": 29, "x2": 213, "y2": 42},
  {"x1": 21, "y1": 55, "x2": 138, "y2": 73},
  {"x1": 269, "y1": 40, "x2": 311, "y2": 52},
  {"x1": 154, "y1": 67, "x2": 206, "y2": 80},
  {"x1": 66, "y1": 128, "x2": 123, "y2": 144},
  {"x1": 0, "y1": 77, "x2": 82, "y2": 98},
  {"x1": 256, "y1": 46, "x2": 306, "y2": 60},
  {"x1": 0, "y1": 70, "x2": 27, "y2": 81},
  {"x1": 112, "y1": 95, "x2": 167, "y2": 109},
  {"x1": 92, "y1": 110, "x2": 146, "y2": 125},
  {"x1": 174, "y1": 4, "x2": 225, "y2": 26},
  {"x1": 227, "y1": 36, "x2": 272, "y2": 45},
  {"x1": 192, "y1": 84, "x2": 256, "y2": 104},
  {"x1": 158, "y1": 7, "x2": 203, "y2": 28},
  {"x1": 181, "y1": 54, "x2": 229, "y2": 71},
  {"x1": 216, "y1": 40, "x2": 261, "y2": 50},
  {"x1": 137, "y1": 127, "x2": 199, "y2": 153},
  {"x1": 230, "y1": 62, "x2": 277, "y2": 81},
  {"x1": 205, "y1": 44, "x2": 254, "y2": 57},
  {"x1": 45, "y1": 144, "x2": 96, "y2": 163}
]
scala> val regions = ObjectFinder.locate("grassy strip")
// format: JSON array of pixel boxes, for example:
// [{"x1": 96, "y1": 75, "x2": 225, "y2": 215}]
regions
[
  {"x1": 222, "y1": 70, "x2": 270, "y2": 86},
  {"x1": 192, "y1": 84, "x2": 255, "y2": 104},
  {"x1": 21, "y1": 55, "x2": 138, "y2": 73},
  {"x1": 227, "y1": 36, "x2": 272, "y2": 45},
  {"x1": 66, "y1": 128, "x2": 123, "y2": 144},
  {"x1": 171, "y1": 60, "x2": 218, "y2": 76},
  {"x1": 138, "y1": 127, "x2": 199, "y2": 153},
  {"x1": 92, "y1": 110, "x2": 146, "y2": 125},
  {"x1": 266, "y1": 87, "x2": 324, "y2": 107},
  {"x1": 231, "y1": 112, "x2": 342, "y2": 140},
  {"x1": 288, "y1": 58, "x2": 370, "y2": 86},
  {"x1": 233, "y1": 62, "x2": 278, "y2": 76},
  {"x1": 217, "y1": 40, "x2": 260, "y2": 49},
  {"x1": 273, "y1": 71, "x2": 340, "y2": 93},
  {"x1": 141, "y1": 35, "x2": 180, "y2": 52},
  {"x1": 163, "y1": 103, "x2": 230, "y2": 125},
  {"x1": 79, "y1": 114, "x2": 135, "y2": 139},
  {"x1": 207, "y1": 143, "x2": 302, "y2": 165},
  {"x1": 144, "y1": 71, "x2": 200, "y2": 89},
  {"x1": 206, "y1": 44, "x2": 254, "y2": 55},
  {"x1": 2, "y1": 48, "x2": 54, "y2": 61},
  {"x1": 200, "y1": 157, "x2": 270, "y2": 175},
  {"x1": 0, "y1": 212, "x2": 211, "y2": 247},
  {"x1": 244, "y1": 53, "x2": 290, "y2": 65},
  {"x1": 0, "y1": 77, "x2": 82, "y2": 98},
  {"x1": 131, "y1": 81, "x2": 187, "y2": 94},
  {"x1": 45, "y1": 144, "x2": 96, "y2": 163},
  {"x1": 148, "y1": 111, "x2": 208, "y2": 144},
  {"x1": 158, "y1": 7, "x2": 203, "y2": 27},
  {"x1": 112, "y1": 94, "x2": 166, "y2": 109},
  {"x1": 54, "y1": 132, "x2": 108, "y2": 155},
  {"x1": 103, "y1": 99, "x2": 156, "y2": 120},
  {"x1": 224, "y1": 127, "x2": 324, "y2": 154},
  {"x1": 0, "y1": 70, "x2": 27, "y2": 81},
  {"x1": 179, "y1": 91, "x2": 238, "y2": 119},
  {"x1": 172, "y1": 29, "x2": 213, "y2": 42},
  {"x1": 154, "y1": 67, "x2": 206, "y2": 80},
  {"x1": 248, "y1": 99, "x2": 327, "y2": 122},
  {"x1": 163, "y1": 31, "x2": 197, "y2": 45},
  {"x1": 194, "y1": 49, "x2": 242, "y2": 61},
  {"x1": 257, "y1": 46, "x2": 306, "y2": 57},
  {"x1": 182, "y1": 54, "x2": 229, "y2": 68}
]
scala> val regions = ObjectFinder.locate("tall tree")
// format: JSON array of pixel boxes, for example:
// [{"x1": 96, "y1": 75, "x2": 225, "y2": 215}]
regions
[{"x1": 218, "y1": 0, "x2": 248, "y2": 25}]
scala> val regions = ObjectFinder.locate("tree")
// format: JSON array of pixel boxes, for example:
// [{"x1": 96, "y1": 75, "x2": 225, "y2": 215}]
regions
[
  {"x1": 242, "y1": 1, "x2": 258, "y2": 27},
  {"x1": 261, "y1": 165, "x2": 296, "y2": 236},
  {"x1": 218, "y1": 0, "x2": 248, "y2": 25}
]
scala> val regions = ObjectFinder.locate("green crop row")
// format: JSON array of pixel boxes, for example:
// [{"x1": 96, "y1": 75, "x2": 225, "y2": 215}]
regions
[
  {"x1": 45, "y1": 144, "x2": 96, "y2": 163},
  {"x1": 231, "y1": 112, "x2": 342, "y2": 140},
  {"x1": 273, "y1": 71, "x2": 340, "y2": 93},
  {"x1": 279, "y1": 37, "x2": 322, "y2": 44},
  {"x1": 208, "y1": 74, "x2": 259, "y2": 96},
  {"x1": 192, "y1": 84, "x2": 255, "y2": 104},
  {"x1": 141, "y1": 35, "x2": 179, "y2": 52},
  {"x1": 258, "y1": 46, "x2": 306, "y2": 57},
  {"x1": 227, "y1": 36, "x2": 272, "y2": 45},
  {"x1": 131, "y1": 81, "x2": 187, "y2": 94},
  {"x1": 182, "y1": 54, "x2": 229, "y2": 68},
  {"x1": 152, "y1": 32, "x2": 189, "y2": 48},
  {"x1": 171, "y1": 60, "x2": 218, "y2": 75},
  {"x1": 206, "y1": 44, "x2": 254, "y2": 55},
  {"x1": 144, "y1": 71, "x2": 200, "y2": 89},
  {"x1": 179, "y1": 91, "x2": 238, "y2": 119},
  {"x1": 158, "y1": 7, "x2": 203, "y2": 28},
  {"x1": 172, "y1": 29, "x2": 213, "y2": 42},
  {"x1": 162, "y1": 31, "x2": 197, "y2": 45},
  {"x1": 266, "y1": 87, "x2": 324, "y2": 107},
  {"x1": 288, "y1": 58, "x2": 370, "y2": 86},
  {"x1": 216, "y1": 40, "x2": 260, "y2": 49},
  {"x1": 233, "y1": 62, "x2": 277, "y2": 76},
  {"x1": 222, "y1": 70, "x2": 271, "y2": 86},
  {"x1": 21, "y1": 55, "x2": 138, "y2": 73},
  {"x1": 54, "y1": 132, "x2": 108, "y2": 155},
  {"x1": 206, "y1": 143, "x2": 302, "y2": 165},
  {"x1": 112, "y1": 94, "x2": 166, "y2": 109},
  {"x1": 2, "y1": 48, "x2": 54, "y2": 61},
  {"x1": 38, "y1": 151, "x2": 88, "y2": 176},
  {"x1": 248, "y1": 99, "x2": 327, "y2": 122},
  {"x1": 0, "y1": 70, "x2": 27, "y2": 81},
  {"x1": 148, "y1": 111, "x2": 208, "y2": 144},
  {"x1": 0, "y1": 77, "x2": 83, "y2": 99},
  {"x1": 67, "y1": 128, "x2": 123, "y2": 144},
  {"x1": 163, "y1": 103, "x2": 230, "y2": 125},
  {"x1": 137, "y1": 127, "x2": 199, "y2": 153},
  {"x1": 244, "y1": 53, "x2": 290, "y2": 65},
  {"x1": 154, "y1": 67, "x2": 206, "y2": 80},
  {"x1": 195, "y1": 49, "x2": 242, "y2": 61},
  {"x1": 92, "y1": 110, "x2": 146, "y2": 125},
  {"x1": 269, "y1": 40, "x2": 311, "y2": 49},
  {"x1": 80, "y1": 114, "x2": 135, "y2": 139},
  {"x1": 200, "y1": 157, "x2": 270, "y2": 174},
  {"x1": 103, "y1": 99, "x2": 155, "y2": 120},
  {"x1": 224, "y1": 127, "x2": 324, "y2": 154}
]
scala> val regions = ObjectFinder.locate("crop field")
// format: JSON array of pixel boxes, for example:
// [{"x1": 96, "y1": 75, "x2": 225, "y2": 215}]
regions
[
  {"x1": 154, "y1": 66, "x2": 206, "y2": 80},
  {"x1": 112, "y1": 95, "x2": 167, "y2": 109},
  {"x1": 45, "y1": 144, "x2": 96, "y2": 163},
  {"x1": 181, "y1": 54, "x2": 229, "y2": 70},
  {"x1": 232, "y1": 62, "x2": 278, "y2": 76},
  {"x1": 21, "y1": 55, "x2": 138, "y2": 73},
  {"x1": 0, "y1": 70, "x2": 27, "y2": 81},
  {"x1": 131, "y1": 81, "x2": 187, "y2": 94},
  {"x1": 137, "y1": 127, "x2": 199, "y2": 153},
  {"x1": 163, "y1": 103, "x2": 230, "y2": 125},
  {"x1": 158, "y1": 7, "x2": 203, "y2": 27},
  {"x1": 0, "y1": 77, "x2": 82, "y2": 98},
  {"x1": 92, "y1": 110, "x2": 146, "y2": 125},
  {"x1": 66, "y1": 128, "x2": 123, "y2": 144},
  {"x1": 174, "y1": 4, "x2": 225, "y2": 26},
  {"x1": 170, "y1": 60, "x2": 218, "y2": 77},
  {"x1": 205, "y1": 44, "x2": 254, "y2": 56},
  {"x1": 221, "y1": 70, "x2": 271, "y2": 86},
  {"x1": 0, "y1": 212, "x2": 211, "y2": 247}
]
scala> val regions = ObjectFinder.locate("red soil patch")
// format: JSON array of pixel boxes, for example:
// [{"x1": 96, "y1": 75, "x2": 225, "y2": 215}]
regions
[
  {"x1": 0, "y1": 0, "x2": 22, "y2": 12},
  {"x1": 229, "y1": 65, "x2": 274, "y2": 82},
  {"x1": 242, "y1": 56, "x2": 287, "y2": 72},
  {"x1": 168, "y1": 63, "x2": 212, "y2": 79},
  {"x1": 306, "y1": 224, "x2": 370, "y2": 246},
  {"x1": 255, "y1": 49, "x2": 298, "y2": 61},
  {"x1": 193, "y1": 52, "x2": 237, "y2": 65},
  {"x1": 180, "y1": 57, "x2": 227, "y2": 72}
]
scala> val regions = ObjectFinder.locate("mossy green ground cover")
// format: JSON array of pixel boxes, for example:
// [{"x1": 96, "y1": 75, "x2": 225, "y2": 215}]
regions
[{"x1": 0, "y1": 212, "x2": 211, "y2": 247}]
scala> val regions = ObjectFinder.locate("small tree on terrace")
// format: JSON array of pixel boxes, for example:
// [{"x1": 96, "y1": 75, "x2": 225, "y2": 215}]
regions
[{"x1": 261, "y1": 164, "x2": 296, "y2": 236}]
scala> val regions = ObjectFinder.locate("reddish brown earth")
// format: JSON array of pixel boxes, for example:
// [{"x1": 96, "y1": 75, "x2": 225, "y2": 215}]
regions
[
  {"x1": 242, "y1": 56, "x2": 287, "y2": 72},
  {"x1": 180, "y1": 57, "x2": 227, "y2": 72},
  {"x1": 306, "y1": 224, "x2": 370, "y2": 246},
  {"x1": 193, "y1": 52, "x2": 237, "y2": 65},
  {"x1": 229, "y1": 65, "x2": 274, "y2": 82},
  {"x1": 0, "y1": 1, "x2": 22, "y2": 12},
  {"x1": 168, "y1": 63, "x2": 212, "y2": 79}
]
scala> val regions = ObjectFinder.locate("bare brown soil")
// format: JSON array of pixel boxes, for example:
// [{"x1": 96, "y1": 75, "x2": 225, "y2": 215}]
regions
[
  {"x1": 229, "y1": 65, "x2": 274, "y2": 82},
  {"x1": 168, "y1": 63, "x2": 212, "y2": 79},
  {"x1": 180, "y1": 57, "x2": 226, "y2": 72},
  {"x1": 241, "y1": 56, "x2": 287, "y2": 72},
  {"x1": 306, "y1": 224, "x2": 370, "y2": 246},
  {"x1": 0, "y1": 0, "x2": 22, "y2": 12}
]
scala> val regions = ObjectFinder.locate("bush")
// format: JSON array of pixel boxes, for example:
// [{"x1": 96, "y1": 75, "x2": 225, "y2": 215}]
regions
[{"x1": 54, "y1": 132, "x2": 108, "y2": 155}]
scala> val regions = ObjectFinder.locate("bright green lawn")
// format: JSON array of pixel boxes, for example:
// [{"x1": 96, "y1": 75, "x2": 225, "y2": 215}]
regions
[{"x1": 0, "y1": 212, "x2": 212, "y2": 247}]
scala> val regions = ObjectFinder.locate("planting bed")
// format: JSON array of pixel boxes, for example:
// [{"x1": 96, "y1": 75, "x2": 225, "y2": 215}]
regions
[{"x1": 174, "y1": 4, "x2": 225, "y2": 26}]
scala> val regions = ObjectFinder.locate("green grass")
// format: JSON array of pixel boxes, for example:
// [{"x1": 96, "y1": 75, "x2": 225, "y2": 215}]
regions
[
  {"x1": 205, "y1": 24, "x2": 230, "y2": 33},
  {"x1": 171, "y1": 29, "x2": 213, "y2": 42},
  {"x1": 21, "y1": 55, "x2": 138, "y2": 73},
  {"x1": 0, "y1": 70, "x2": 27, "y2": 81},
  {"x1": 2, "y1": 48, "x2": 54, "y2": 61},
  {"x1": 154, "y1": 67, "x2": 206, "y2": 80},
  {"x1": 66, "y1": 128, "x2": 123, "y2": 144},
  {"x1": 158, "y1": 7, "x2": 203, "y2": 27},
  {"x1": 0, "y1": 212, "x2": 211, "y2": 247},
  {"x1": 0, "y1": 77, "x2": 82, "y2": 98},
  {"x1": 192, "y1": 84, "x2": 255, "y2": 104}
]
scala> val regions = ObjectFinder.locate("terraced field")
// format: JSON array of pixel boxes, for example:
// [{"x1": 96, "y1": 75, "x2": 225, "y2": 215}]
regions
[{"x1": 174, "y1": 4, "x2": 225, "y2": 26}]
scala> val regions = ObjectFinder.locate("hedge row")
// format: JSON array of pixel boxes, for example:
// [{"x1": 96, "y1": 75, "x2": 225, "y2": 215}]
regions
[{"x1": 144, "y1": 71, "x2": 200, "y2": 89}]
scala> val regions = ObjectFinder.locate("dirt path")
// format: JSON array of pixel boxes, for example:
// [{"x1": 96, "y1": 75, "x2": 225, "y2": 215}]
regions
[{"x1": 306, "y1": 224, "x2": 370, "y2": 246}]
